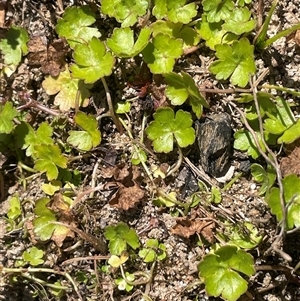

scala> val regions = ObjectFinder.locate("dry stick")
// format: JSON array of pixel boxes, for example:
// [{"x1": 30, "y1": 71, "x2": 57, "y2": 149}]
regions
[
  {"x1": 257, "y1": 0, "x2": 264, "y2": 29},
  {"x1": 70, "y1": 184, "x2": 106, "y2": 209},
  {"x1": 198, "y1": 87, "x2": 252, "y2": 94},
  {"x1": 17, "y1": 95, "x2": 74, "y2": 124},
  {"x1": 229, "y1": 101, "x2": 291, "y2": 261},
  {"x1": 229, "y1": 102, "x2": 291, "y2": 261},
  {"x1": 0, "y1": 172, "x2": 4, "y2": 201},
  {"x1": 100, "y1": 77, "x2": 123, "y2": 133},
  {"x1": 61, "y1": 255, "x2": 110, "y2": 266},
  {"x1": 52, "y1": 221, "x2": 107, "y2": 253},
  {"x1": 89, "y1": 159, "x2": 101, "y2": 198},
  {"x1": 250, "y1": 77, "x2": 290, "y2": 262}
]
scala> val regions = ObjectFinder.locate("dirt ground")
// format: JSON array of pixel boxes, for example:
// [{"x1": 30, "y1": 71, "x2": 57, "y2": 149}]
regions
[{"x1": 1, "y1": 0, "x2": 300, "y2": 301}]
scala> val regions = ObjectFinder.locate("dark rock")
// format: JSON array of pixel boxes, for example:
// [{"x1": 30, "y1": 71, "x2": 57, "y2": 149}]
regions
[
  {"x1": 197, "y1": 113, "x2": 232, "y2": 177},
  {"x1": 177, "y1": 166, "x2": 199, "y2": 198}
]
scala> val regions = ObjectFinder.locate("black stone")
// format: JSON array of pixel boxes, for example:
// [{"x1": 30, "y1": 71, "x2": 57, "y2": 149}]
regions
[{"x1": 197, "y1": 113, "x2": 232, "y2": 177}]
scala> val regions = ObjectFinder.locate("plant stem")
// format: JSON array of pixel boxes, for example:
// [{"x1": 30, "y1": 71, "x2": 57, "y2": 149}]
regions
[
  {"x1": 263, "y1": 22, "x2": 300, "y2": 49},
  {"x1": 166, "y1": 146, "x2": 183, "y2": 177},
  {"x1": 17, "y1": 161, "x2": 37, "y2": 173},
  {"x1": 120, "y1": 264, "x2": 152, "y2": 286},
  {"x1": 262, "y1": 84, "x2": 300, "y2": 97},
  {"x1": 118, "y1": 117, "x2": 154, "y2": 182},
  {"x1": 222, "y1": 172, "x2": 242, "y2": 192},
  {"x1": 1, "y1": 267, "x2": 83, "y2": 301},
  {"x1": 250, "y1": 77, "x2": 290, "y2": 262},
  {"x1": 255, "y1": 0, "x2": 279, "y2": 49},
  {"x1": 156, "y1": 189, "x2": 190, "y2": 215},
  {"x1": 100, "y1": 77, "x2": 123, "y2": 133}
]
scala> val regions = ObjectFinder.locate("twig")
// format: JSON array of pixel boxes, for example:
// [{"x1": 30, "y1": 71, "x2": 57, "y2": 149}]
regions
[
  {"x1": 255, "y1": 265, "x2": 292, "y2": 272},
  {"x1": 229, "y1": 78, "x2": 291, "y2": 261},
  {"x1": 17, "y1": 92, "x2": 74, "y2": 124},
  {"x1": 71, "y1": 184, "x2": 106, "y2": 209},
  {"x1": 51, "y1": 221, "x2": 107, "y2": 253},
  {"x1": 0, "y1": 172, "x2": 5, "y2": 201},
  {"x1": 262, "y1": 84, "x2": 300, "y2": 97},
  {"x1": 90, "y1": 159, "x2": 101, "y2": 198},
  {"x1": 183, "y1": 156, "x2": 217, "y2": 187},
  {"x1": 257, "y1": 0, "x2": 264, "y2": 28},
  {"x1": 198, "y1": 87, "x2": 252, "y2": 94},
  {"x1": 250, "y1": 77, "x2": 289, "y2": 261},
  {"x1": 61, "y1": 255, "x2": 110, "y2": 266}
]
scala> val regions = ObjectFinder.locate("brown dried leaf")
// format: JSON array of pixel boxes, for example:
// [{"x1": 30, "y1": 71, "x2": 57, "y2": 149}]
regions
[
  {"x1": 51, "y1": 192, "x2": 70, "y2": 212},
  {"x1": 51, "y1": 223, "x2": 74, "y2": 247},
  {"x1": 280, "y1": 147, "x2": 300, "y2": 177},
  {"x1": 101, "y1": 166, "x2": 117, "y2": 179},
  {"x1": 113, "y1": 163, "x2": 132, "y2": 183},
  {"x1": 25, "y1": 219, "x2": 38, "y2": 245},
  {"x1": 101, "y1": 164, "x2": 134, "y2": 184},
  {"x1": 27, "y1": 36, "x2": 68, "y2": 77},
  {"x1": 50, "y1": 193, "x2": 74, "y2": 247},
  {"x1": 109, "y1": 182, "x2": 145, "y2": 210},
  {"x1": 171, "y1": 217, "x2": 215, "y2": 242},
  {"x1": 295, "y1": 30, "x2": 300, "y2": 46}
]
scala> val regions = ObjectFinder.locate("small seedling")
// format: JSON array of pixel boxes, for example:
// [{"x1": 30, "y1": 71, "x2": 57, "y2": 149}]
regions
[
  {"x1": 23, "y1": 246, "x2": 45, "y2": 266},
  {"x1": 234, "y1": 93, "x2": 298, "y2": 158},
  {"x1": 138, "y1": 239, "x2": 167, "y2": 263},
  {"x1": 266, "y1": 174, "x2": 300, "y2": 230},
  {"x1": 108, "y1": 252, "x2": 129, "y2": 268},
  {"x1": 198, "y1": 245, "x2": 255, "y2": 301},
  {"x1": 146, "y1": 107, "x2": 195, "y2": 153},
  {"x1": 32, "y1": 197, "x2": 70, "y2": 244},
  {"x1": 251, "y1": 163, "x2": 276, "y2": 196},
  {"x1": 209, "y1": 38, "x2": 256, "y2": 88},
  {"x1": 67, "y1": 111, "x2": 101, "y2": 151},
  {"x1": 7, "y1": 195, "x2": 21, "y2": 221},
  {"x1": 42, "y1": 66, "x2": 91, "y2": 111},
  {"x1": 142, "y1": 34, "x2": 183, "y2": 74},
  {"x1": 6, "y1": 195, "x2": 22, "y2": 232},
  {"x1": 209, "y1": 186, "x2": 222, "y2": 204},
  {"x1": 217, "y1": 222, "x2": 262, "y2": 249},
  {"x1": 104, "y1": 222, "x2": 140, "y2": 255},
  {"x1": 234, "y1": 129, "x2": 266, "y2": 159},
  {"x1": 101, "y1": 0, "x2": 149, "y2": 27},
  {"x1": 107, "y1": 27, "x2": 151, "y2": 58},
  {"x1": 153, "y1": 191, "x2": 176, "y2": 207},
  {"x1": 55, "y1": 6, "x2": 101, "y2": 48},
  {"x1": 115, "y1": 273, "x2": 135, "y2": 292},
  {"x1": 164, "y1": 72, "x2": 209, "y2": 118},
  {"x1": 0, "y1": 26, "x2": 29, "y2": 76}
]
